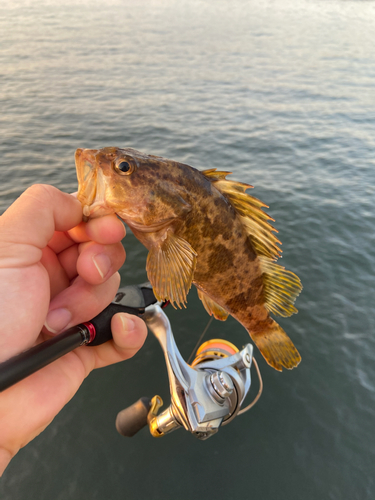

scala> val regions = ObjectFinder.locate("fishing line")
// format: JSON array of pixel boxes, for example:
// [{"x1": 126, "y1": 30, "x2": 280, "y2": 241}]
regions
[
  {"x1": 237, "y1": 357, "x2": 263, "y2": 415},
  {"x1": 187, "y1": 316, "x2": 214, "y2": 365}
]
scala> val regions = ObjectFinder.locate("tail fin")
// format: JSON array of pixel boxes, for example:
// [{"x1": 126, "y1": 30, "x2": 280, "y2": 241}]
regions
[{"x1": 249, "y1": 319, "x2": 301, "y2": 371}]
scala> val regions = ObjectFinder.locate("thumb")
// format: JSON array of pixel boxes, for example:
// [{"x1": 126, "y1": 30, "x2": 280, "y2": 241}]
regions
[{"x1": 111, "y1": 313, "x2": 148, "y2": 359}]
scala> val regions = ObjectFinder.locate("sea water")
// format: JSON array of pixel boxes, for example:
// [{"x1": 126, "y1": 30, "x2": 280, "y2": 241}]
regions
[{"x1": 0, "y1": 1, "x2": 374, "y2": 499}]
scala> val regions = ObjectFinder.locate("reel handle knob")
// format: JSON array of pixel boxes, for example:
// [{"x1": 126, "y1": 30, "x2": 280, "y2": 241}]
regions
[{"x1": 115, "y1": 397, "x2": 152, "y2": 437}]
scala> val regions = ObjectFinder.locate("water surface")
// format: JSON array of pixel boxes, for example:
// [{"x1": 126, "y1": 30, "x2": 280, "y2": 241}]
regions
[{"x1": 1, "y1": 1, "x2": 374, "y2": 499}]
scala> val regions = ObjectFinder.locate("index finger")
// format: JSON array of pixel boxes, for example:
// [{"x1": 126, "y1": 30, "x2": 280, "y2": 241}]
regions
[{"x1": 0, "y1": 185, "x2": 82, "y2": 248}]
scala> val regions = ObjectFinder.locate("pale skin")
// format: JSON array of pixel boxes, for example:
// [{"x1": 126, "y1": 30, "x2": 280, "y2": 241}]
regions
[{"x1": 0, "y1": 184, "x2": 148, "y2": 476}]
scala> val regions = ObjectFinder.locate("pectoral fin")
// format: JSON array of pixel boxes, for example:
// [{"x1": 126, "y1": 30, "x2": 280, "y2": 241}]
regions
[
  {"x1": 146, "y1": 231, "x2": 197, "y2": 309},
  {"x1": 197, "y1": 289, "x2": 229, "y2": 321}
]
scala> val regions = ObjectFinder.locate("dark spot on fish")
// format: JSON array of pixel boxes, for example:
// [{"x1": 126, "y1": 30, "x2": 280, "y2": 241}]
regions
[
  {"x1": 208, "y1": 244, "x2": 234, "y2": 273},
  {"x1": 226, "y1": 292, "x2": 249, "y2": 313},
  {"x1": 251, "y1": 274, "x2": 264, "y2": 296},
  {"x1": 213, "y1": 214, "x2": 233, "y2": 241},
  {"x1": 215, "y1": 209, "x2": 236, "y2": 239},
  {"x1": 148, "y1": 202, "x2": 156, "y2": 214},
  {"x1": 243, "y1": 238, "x2": 257, "y2": 261},
  {"x1": 130, "y1": 178, "x2": 139, "y2": 187},
  {"x1": 226, "y1": 273, "x2": 264, "y2": 313},
  {"x1": 200, "y1": 214, "x2": 214, "y2": 238}
]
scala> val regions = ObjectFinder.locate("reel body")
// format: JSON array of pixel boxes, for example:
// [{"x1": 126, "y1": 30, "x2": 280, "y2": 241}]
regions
[{"x1": 117, "y1": 304, "x2": 259, "y2": 440}]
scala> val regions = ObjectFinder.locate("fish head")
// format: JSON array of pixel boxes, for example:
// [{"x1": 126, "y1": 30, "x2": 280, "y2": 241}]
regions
[{"x1": 75, "y1": 147, "x2": 191, "y2": 227}]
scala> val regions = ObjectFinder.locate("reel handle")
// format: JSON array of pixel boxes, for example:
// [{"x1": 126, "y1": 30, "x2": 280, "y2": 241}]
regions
[{"x1": 115, "y1": 397, "x2": 152, "y2": 437}]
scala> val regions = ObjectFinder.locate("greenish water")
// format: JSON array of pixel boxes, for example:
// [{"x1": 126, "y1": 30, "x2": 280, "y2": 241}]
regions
[{"x1": 1, "y1": 1, "x2": 375, "y2": 499}]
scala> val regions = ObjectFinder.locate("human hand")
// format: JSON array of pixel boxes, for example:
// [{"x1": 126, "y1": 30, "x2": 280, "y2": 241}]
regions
[{"x1": 0, "y1": 184, "x2": 147, "y2": 475}]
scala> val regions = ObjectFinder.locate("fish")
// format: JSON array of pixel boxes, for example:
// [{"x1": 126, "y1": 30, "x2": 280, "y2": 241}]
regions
[{"x1": 75, "y1": 147, "x2": 302, "y2": 371}]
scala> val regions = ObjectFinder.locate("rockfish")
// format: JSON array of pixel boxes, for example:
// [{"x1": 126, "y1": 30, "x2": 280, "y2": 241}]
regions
[{"x1": 76, "y1": 147, "x2": 302, "y2": 371}]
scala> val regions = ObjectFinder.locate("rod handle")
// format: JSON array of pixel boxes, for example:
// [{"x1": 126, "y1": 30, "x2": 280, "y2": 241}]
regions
[{"x1": 0, "y1": 326, "x2": 87, "y2": 392}]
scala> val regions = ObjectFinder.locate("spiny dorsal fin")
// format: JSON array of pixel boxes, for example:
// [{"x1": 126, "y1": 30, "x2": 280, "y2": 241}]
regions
[
  {"x1": 259, "y1": 256, "x2": 302, "y2": 317},
  {"x1": 202, "y1": 169, "x2": 281, "y2": 260},
  {"x1": 201, "y1": 168, "x2": 234, "y2": 181},
  {"x1": 197, "y1": 289, "x2": 229, "y2": 321},
  {"x1": 146, "y1": 231, "x2": 197, "y2": 309}
]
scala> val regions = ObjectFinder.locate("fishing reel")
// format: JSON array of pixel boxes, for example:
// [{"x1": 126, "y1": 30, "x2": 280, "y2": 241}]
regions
[{"x1": 116, "y1": 300, "x2": 262, "y2": 441}]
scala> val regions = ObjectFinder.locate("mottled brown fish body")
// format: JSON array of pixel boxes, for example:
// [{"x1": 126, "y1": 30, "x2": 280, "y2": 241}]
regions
[
  {"x1": 107, "y1": 157, "x2": 268, "y2": 329},
  {"x1": 183, "y1": 202, "x2": 266, "y2": 321},
  {"x1": 76, "y1": 147, "x2": 302, "y2": 371},
  {"x1": 175, "y1": 181, "x2": 301, "y2": 372}
]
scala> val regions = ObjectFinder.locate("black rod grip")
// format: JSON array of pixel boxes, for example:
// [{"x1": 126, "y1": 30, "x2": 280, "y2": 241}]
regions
[
  {"x1": 88, "y1": 303, "x2": 144, "y2": 346},
  {"x1": 0, "y1": 326, "x2": 87, "y2": 392}
]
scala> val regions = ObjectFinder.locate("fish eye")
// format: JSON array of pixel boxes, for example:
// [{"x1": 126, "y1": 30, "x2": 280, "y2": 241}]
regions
[
  {"x1": 118, "y1": 161, "x2": 130, "y2": 172},
  {"x1": 114, "y1": 159, "x2": 134, "y2": 175}
]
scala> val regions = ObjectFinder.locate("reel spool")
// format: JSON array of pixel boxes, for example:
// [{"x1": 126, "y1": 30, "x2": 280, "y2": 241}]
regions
[
  {"x1": 190, "y1": 339, "x2": 239, "y2": 367},
  {"x1": 191, "y1": 337, "x2": 263, "y2": 419}
]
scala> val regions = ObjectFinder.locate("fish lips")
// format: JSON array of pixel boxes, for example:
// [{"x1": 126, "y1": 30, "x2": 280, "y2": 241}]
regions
[{"x1": 76, "y1": 149, "x2": 114, "y2": 222}]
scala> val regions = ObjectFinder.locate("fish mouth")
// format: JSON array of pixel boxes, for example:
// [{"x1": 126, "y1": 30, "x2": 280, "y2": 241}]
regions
[{"x1": 76, "y1": 149, "x2": 114, "y2": 221}]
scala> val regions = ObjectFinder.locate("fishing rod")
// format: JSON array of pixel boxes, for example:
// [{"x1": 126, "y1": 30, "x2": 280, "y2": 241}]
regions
[
  {"x1": 0, "y1": 283, "x2": 157, "y2": 392},
  {"x1": 0, "y1": 283, "x2": 262, "y2": 440}
]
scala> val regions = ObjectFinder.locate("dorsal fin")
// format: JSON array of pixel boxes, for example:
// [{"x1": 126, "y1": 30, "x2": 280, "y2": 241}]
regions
[
  {"x1": 201, "y1": 168, "x2": 234, "y2": 181},
  {"x1": 202, "y1": 169, "x2": 281, "y2": 260},
  {"x1": 202, "y1": 168, "x2": 302, "y2": 319}
]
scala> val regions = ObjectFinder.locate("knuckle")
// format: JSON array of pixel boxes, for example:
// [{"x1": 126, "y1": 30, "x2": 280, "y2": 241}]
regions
[{"x1": 22, "y1": 184, "x2": 56, "y2": 206}]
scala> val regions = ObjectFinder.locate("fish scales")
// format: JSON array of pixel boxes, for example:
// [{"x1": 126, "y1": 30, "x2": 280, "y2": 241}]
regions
[{"x1": 76, "y1": 147, "x2": 302, "y2": 371}]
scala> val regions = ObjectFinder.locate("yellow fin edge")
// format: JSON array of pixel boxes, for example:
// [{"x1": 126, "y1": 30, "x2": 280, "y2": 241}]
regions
[
  {"x1": 197, "y1": 289, "x2": 229, "y2": 321},
  {"x1": 202, "y1": 171, "x2": 282, "y2": 261},
  {"x1": 259, "y1": 256, "x2": 302, "y2": 318}
]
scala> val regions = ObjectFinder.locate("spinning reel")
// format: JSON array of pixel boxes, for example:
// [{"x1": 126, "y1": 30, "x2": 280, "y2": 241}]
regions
[{"x1": 115, "y1": 288, "x2": 263, "y2": 441}]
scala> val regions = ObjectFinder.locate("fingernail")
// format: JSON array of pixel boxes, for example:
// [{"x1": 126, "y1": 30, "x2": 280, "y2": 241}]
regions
[
  {"x1": 92, "y1": 253, "x2": 111, "y2": 279},
  {"x1": 44, "y1": 308, "x2": 72, "y2": 334},
  {"x1": 120, "y1": 315, "x2": 135, "y2": 334}
]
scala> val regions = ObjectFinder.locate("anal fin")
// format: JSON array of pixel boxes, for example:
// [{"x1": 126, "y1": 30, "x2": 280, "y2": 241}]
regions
[
  {"x1": 197, "y1": 289, "x2": 229, "y2": 321},
  {"x1": 249, "y1": 319, "x2": 301, "y2": 371}
]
